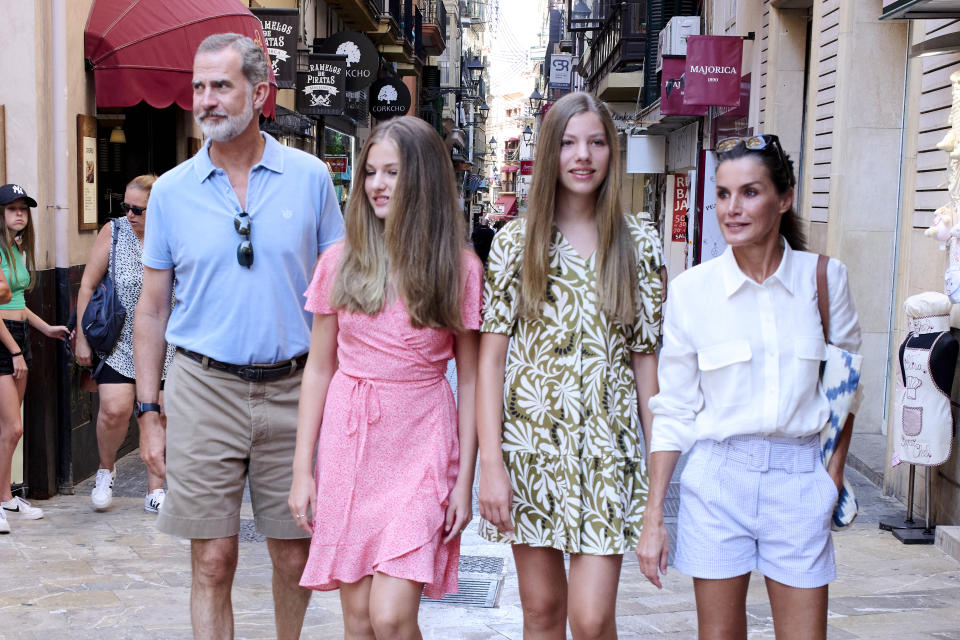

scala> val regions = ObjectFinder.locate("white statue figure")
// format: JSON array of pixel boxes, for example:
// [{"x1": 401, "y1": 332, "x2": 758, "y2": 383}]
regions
[
  {"x1": 936, "y1": 70, "x2": 960, "y2": 158},
  {"x1": 924, "y1": 203, "x2": 954, "y2": 243}
]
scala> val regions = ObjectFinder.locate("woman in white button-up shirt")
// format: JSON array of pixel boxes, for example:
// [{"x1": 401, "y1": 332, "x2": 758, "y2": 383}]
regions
[{"x1": 637, "y1": 135, "x2": 861, "y2": 640}]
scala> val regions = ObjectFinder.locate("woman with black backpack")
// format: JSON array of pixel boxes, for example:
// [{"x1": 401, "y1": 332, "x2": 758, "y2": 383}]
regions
[{"x1": 75, "y1": 174, "x2": 175, "y2": 515}]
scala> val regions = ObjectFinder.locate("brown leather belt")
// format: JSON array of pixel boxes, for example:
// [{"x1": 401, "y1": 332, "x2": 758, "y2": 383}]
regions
[{"x1": 177, "y1": 348, "x2": 307, "y2": 382}]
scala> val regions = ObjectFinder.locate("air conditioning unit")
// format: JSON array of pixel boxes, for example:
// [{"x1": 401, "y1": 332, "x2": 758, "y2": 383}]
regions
[{"x1": 657, "y1": 16, "x2": 700, "y2": 73}]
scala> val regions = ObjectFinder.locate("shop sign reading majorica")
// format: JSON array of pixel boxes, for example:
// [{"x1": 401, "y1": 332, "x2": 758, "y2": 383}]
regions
[
  {"x1": 319, "y1": 31, "x2": 380, "y2": 92},
  {"x1": 369, "y1": 77, "x2": 411, "y2": 121},
  {"x1": 683, "y1": 35, "x2": 743, "y2": 107},
  {"x1": 297, "y1": 53, "x2": 347, "y2": 116},
  {"x1": 251, "y1": 8, "x2": 298, "y2": 89}
]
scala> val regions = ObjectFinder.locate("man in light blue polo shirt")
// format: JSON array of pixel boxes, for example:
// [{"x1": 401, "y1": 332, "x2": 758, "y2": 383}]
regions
[{"x1": 134, "y1": 33, "x2": 343, "y2": 639}]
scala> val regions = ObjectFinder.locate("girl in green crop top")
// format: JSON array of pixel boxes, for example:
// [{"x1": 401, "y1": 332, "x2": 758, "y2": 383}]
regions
[
  {"x1": 0, "y1": 244, "x2": 31, "y2": 310},
  {"x1": 0, "y1": 186, "x2": 70, "y2": 528}
]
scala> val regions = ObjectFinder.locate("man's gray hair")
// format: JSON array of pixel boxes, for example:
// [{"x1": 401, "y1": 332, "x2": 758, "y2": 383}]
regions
[{"x1": 196, "y1": 33, "x2": 269, "y2": 88}]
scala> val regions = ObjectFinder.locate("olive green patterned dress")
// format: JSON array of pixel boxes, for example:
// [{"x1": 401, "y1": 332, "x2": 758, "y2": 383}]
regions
[{"x1": 479, "y1": 215, "x2": 663, "y2": 555}]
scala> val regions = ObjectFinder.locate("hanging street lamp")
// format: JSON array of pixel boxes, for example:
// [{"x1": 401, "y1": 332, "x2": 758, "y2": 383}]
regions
[{"x1": 529, "y1": 88, "x2": 544, "y2": 115}]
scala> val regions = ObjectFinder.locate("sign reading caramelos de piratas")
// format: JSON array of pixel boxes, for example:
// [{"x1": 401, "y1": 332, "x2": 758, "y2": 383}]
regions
[
  {"x1": 296, "y1": 54, "x2": 347, "y2": 116},
  {"x1": 251, "y1": 8, "x2": 297, "y2": 89},
  {"x1": 683, "y1": 35, "x2": 743, "y2": 107}
]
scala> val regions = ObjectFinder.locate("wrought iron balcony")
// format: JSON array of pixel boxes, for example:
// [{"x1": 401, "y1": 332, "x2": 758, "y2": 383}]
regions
[
  {"x1": 421, "y1": 0, "x2": 447, "y2": 56},
  {"x1": 582, "y1": 0, "x2": 647, "y2": 90},
  {"x1": 373, "y1": 0, "x2": 421, "y2": 67},
  {"x1": 460, "y1": 0, "x2": 485, "y2": 28},
  {"x1": 324, "y1": 0, "x2": 382, "y2": 31}
]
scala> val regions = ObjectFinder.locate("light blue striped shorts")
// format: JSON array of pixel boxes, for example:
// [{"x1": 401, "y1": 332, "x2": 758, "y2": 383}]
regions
[{"x1": 674, "y1": 433, "x2": 838, "y2": 589}]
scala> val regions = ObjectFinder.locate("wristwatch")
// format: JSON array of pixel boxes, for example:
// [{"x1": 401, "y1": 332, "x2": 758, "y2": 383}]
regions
[{"x1": 135, "y1": 402, "x2": 162, "y2": 417}]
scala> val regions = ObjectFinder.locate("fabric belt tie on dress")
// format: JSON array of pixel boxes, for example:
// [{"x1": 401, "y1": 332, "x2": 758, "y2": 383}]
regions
[
  {"x1": 712, "y1": 434, "x2": 819, "y2": 473},
  {"x1": 178, "y1": 348, "x2": 307, "y2": 382},
  {"x1": 334, "y1": 375, "x2": 383, "y2": 542}
]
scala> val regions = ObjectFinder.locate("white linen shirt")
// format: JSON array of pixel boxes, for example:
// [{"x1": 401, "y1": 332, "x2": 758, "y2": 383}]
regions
[{"x1": 649, "y1": 241, "x2": 861, "y2": 454}]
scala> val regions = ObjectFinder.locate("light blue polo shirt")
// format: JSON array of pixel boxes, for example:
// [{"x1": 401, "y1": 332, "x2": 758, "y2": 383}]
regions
[{"x1": 143, "y1": 132, "x2": 344, "y2": 364}]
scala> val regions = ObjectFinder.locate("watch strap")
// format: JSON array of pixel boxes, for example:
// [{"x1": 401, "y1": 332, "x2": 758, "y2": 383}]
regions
[{"x1": 136, "y1": 402, "x2": 162, "y2": 416}]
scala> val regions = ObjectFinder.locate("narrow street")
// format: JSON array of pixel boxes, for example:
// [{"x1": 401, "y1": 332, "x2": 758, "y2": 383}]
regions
[{"x1": 1, "y1": 447, "x2": 958, "y2": 639}]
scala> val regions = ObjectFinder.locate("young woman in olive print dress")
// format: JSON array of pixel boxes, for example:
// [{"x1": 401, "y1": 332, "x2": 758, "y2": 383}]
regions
[{"x1": 477, "y1": 92, "x2": 663, "y2": 637}]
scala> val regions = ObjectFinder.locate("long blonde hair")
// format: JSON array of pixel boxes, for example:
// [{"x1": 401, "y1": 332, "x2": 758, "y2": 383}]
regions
[
  {"x1": 520, "y1": 92, "x2": 637, "y2": 325},
  {"x1": 331, "y1": 116, "x2": 466, "y2": 330}
]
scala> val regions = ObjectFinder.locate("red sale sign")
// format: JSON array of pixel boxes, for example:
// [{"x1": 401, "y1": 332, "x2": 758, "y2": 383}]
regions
[
  {"x1": 673, "y1": 173, "x2": 689, "y2": 242},
  {"x1": 325, "y1": 156, "x2": 348, "y2": 173}
]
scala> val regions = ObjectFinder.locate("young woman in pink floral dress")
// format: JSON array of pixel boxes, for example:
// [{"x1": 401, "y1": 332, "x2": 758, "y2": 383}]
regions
[{"x1": 289, "y1": 116, "x2": 482, "y2": 639}]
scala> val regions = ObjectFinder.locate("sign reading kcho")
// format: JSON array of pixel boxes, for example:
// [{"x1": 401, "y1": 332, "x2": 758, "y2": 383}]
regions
[
  {"x1": 369, "y1": 78, "x2": 411, "y2": 121},
  {"x1": 297, "y1": 54, "x2": 347, "y2": 116},
  {"x1": 683, "y1": 35, "x2": 743, "y2": 107},
  {"x1": 251, "y1": 8, "x2": 298, "y2": 89},
  {"x1": 319, "y1": 31, "x2": 379, "y2": 92}
]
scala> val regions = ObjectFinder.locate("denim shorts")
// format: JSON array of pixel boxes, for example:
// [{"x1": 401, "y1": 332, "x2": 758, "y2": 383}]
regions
[
  {"x1": 0, "y1": 319, "x2": 32, "y2": 375},
  {"x1": 674, "y1": 433, "x2": 837, "y2": 589}
]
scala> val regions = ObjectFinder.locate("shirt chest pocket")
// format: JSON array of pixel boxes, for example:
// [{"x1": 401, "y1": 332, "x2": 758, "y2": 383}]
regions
[
  {"x1": 794, "y1": 336, "x2": 826, "y2": 389},
  {"x1": 697, "y1": 339, "x2": 752, "y2": 408}
]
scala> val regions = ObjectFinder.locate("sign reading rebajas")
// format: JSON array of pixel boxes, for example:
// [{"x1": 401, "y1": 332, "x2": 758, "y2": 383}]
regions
[
  {"x1": 672, "y1": 173, "x2": 689, "y2": 242},
  {"x1": 251, "y1": 8, "x2": 298, "y2": 89},
  {"x1": 319, "y1": 31, "x2": 379, "y2": 92},
  {"x1": 369, "y1": 77, "x2": 411, "y2": 121},
  {"x1": 683, "y1": 35, "x2": 743, "y2": 107},
  {"x1": 297, "y1": 54, "x2": 347, "y2": 116}
]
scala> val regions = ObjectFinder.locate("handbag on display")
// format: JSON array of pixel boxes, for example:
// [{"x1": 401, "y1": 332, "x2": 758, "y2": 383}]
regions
[
  {"x1": 816, "y1": 254, "x2": 864, "y2": 531},
  {"x1": 81, "y1": 221, "x2": 126, "y2": 354}
]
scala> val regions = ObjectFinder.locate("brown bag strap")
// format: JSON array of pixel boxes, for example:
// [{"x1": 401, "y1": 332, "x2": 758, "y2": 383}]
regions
[{"x1": 816, "y1": 254, "x2": 830, "y2": 343}]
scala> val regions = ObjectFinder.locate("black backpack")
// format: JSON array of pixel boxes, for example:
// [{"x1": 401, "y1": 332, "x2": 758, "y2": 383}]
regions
[{"x1": 82, "y1": 221, "x2": 126, "y2": 354}]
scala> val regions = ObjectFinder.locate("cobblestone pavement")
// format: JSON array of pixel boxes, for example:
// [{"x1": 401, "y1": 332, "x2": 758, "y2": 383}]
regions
[
  {"x1": 2, "y1": 448, "x2": 959, "y2": 639},
  {"x1": 2, "y1": 363, "x2": 957, "y2": 638}
]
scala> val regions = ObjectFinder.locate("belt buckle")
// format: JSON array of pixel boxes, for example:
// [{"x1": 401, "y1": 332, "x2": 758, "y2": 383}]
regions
[
  {"x1": 747, "y1": 439, "x2": 771, "y2": 472},
  {"x1": 238, "y1": 366, "x2": 262, "y2": 382}
]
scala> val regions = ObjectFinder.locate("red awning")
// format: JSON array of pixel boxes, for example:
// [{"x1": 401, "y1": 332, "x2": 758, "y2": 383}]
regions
[
  {"x1": 84, "y1": 0, "x2": 277, "y2": 117},
  {"x1": 491, "y1": 195, "x2": 518, "y2": 220},
  {"x1": 501, "y1": 164, "x2": 519, "y2": 173}
]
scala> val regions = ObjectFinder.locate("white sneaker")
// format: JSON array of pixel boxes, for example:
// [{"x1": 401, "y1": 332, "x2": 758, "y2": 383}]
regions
[
  {"x1": 1, "y1": 496, "x2": 43, "y2": 520},
  {"x1": 0, "y1": 508, "x2": 9, "y2": 533},
  {"x1": 91, "y1": 468, "x2": 115, "y2": 511},
  {"x1": 144, "y1": 488, "x2": 165, "y2": 514}
]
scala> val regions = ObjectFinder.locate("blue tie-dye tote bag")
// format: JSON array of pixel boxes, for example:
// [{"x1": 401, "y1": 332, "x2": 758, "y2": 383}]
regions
[{"x1": 816, "y1": 255, "x2": 864, "y2": 531}]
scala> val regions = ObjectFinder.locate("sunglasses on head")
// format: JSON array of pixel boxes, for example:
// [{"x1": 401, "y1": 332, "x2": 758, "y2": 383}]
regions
[
  {"x1": 716, "y1": 134, "x2": 789, "y2": 167},
  {"x1": 234, "y1": 212, "x2": 253, "y2": 268},
  {"x1": 120, "y1": 202, "x2": 146, "y2": 215}
]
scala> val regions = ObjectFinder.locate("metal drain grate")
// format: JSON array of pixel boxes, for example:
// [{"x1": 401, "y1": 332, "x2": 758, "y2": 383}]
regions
[
  {"x1": 458, "y1": 555, "x2": 504, "y2": 574},
  {"x1": 422, "y1": 577, "x2": 503, "y2": 608},
  {"x1": 421, "y1": 554, "x2": 506, "y2": 608}
]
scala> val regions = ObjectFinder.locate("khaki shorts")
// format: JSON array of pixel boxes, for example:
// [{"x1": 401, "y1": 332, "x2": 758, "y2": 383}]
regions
[{"x1": 157, "y1": 352, "x2": 307, "y2": 540}]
